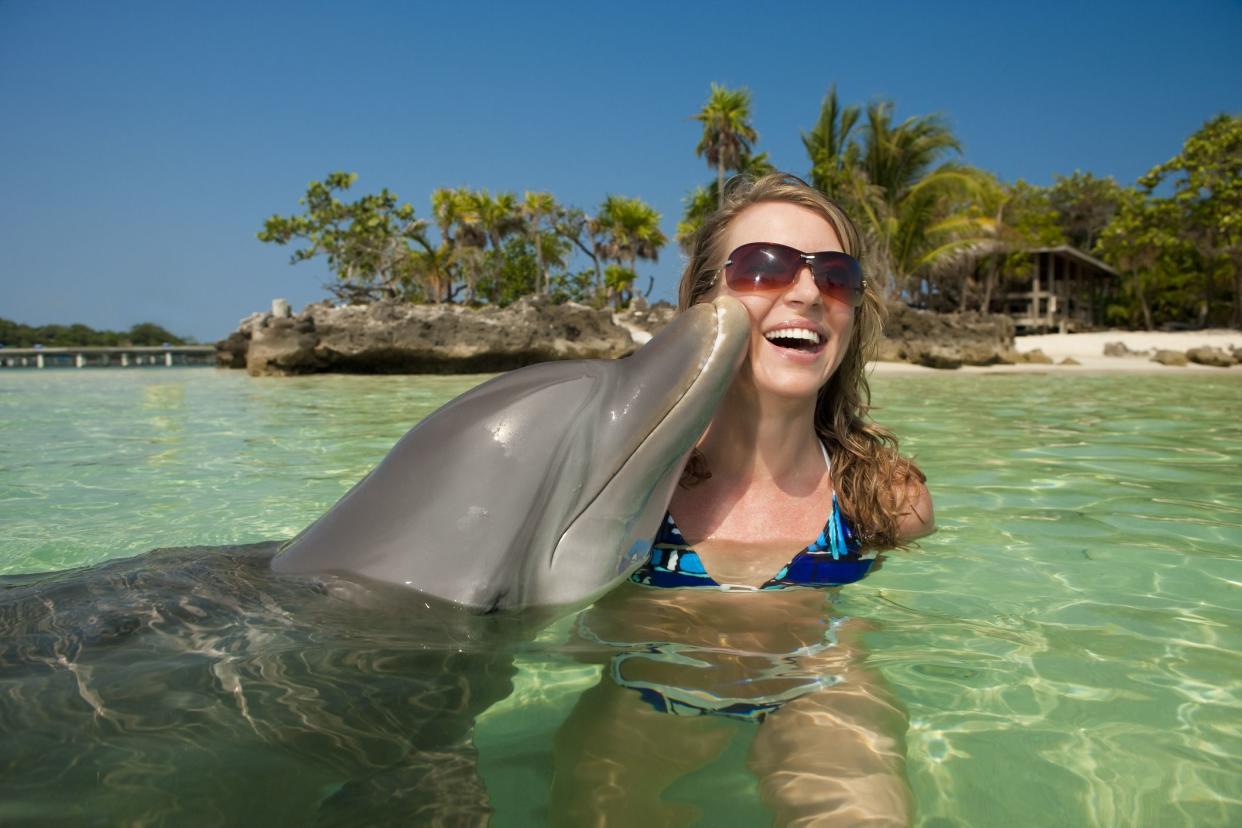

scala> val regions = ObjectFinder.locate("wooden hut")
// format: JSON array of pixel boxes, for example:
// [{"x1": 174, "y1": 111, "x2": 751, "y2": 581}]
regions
[{"x1": 1003, "y1": 246, "x2": 1120, "y2": 333}]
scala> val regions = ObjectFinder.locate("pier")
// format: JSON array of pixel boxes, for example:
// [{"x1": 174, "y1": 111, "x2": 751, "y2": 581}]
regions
[{"x1": 0, "y1": 346, "x2": 216, "y2": 369}]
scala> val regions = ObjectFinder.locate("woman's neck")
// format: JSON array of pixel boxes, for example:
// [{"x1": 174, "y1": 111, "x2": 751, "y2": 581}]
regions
[{"x1": 697, "y1": 379, "x2": 824, "y2": 487}]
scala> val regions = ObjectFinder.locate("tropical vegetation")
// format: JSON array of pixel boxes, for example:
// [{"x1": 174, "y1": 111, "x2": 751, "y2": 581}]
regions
[
  {"x1": 0, "y1": 319, "x2": 189, "y2": 348},
  {"x1": 259, "y1": 175, "x2": 664, "y2": 310},
  {"x1": 678, "y1": 84, "x2": 1239, "y2": 329},
  {"x1": 257, "y1": 85, "x2": 1238, "y2": 329}
]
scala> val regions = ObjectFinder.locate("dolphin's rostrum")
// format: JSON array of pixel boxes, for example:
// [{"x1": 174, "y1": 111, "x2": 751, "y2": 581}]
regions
[{"x1": 272, "y1": 296, "x2": 750, "y2": 611}]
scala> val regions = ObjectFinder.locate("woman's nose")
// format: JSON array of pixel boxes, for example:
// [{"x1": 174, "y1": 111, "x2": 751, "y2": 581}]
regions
[{"x1": 784, "y1": 264, "x2": 821, "y2": 304}]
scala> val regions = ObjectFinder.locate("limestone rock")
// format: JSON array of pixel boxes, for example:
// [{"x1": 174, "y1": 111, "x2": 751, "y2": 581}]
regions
[
  {"x1": 214, "y1": 311, "x2": 269, "y2": 368},
  {"x1": 1151, "y1": 349, "x2": 1188, "y2": 366},
  {"x1": 1059, "y1": 357, "x2": 1081, "y2": 366},
  {"x1": 1102, "y1": 341, "x2": 1147, "y2": 357},
  {"x1": 1186, "y1": 346, "x2": 1234, "y2": 368},
  {"x1": 994, "y1": 349, "x2": 1023, "y2": 364},
  {"x1": 219, "y1": 297, "x2": 635, "y2": 376},
  {"x1": 880, "y1": 304, "x2": 1014, "y2": 368},
  {"x1": 1023, "y1": 349, "x2": 1054, "y2": 365},
  {"x1": 909, "y1": 346, "x2": 963, "y2": 370}
]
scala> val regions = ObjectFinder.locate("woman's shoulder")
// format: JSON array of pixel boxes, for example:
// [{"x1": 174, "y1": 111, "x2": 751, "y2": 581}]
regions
[{"x1": 892, "y1": 473, "x2": 935, "y2": 542}]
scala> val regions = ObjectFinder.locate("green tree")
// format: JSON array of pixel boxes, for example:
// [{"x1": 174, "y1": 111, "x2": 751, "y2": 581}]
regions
[
  {"x1": 548, "y1": 269, "x2": 598, "y2": 304},
  {"x1": 429, "y1": 186, "x2": 479, "y2": 302},
  {"x1": 522, "y1": 191, "x2": 559, "y2": 295},
  {"x1": 1048, "y1": 171, "x2": 1124, "y2": 252},
  {"x1": 554, "y1": 207, "x2": 607, "y2": 303},
  {"x1": 595, "y1": 196, "x2": 667, "y2": 308},
  {"x1": 852, "y1": 102, "x2": 982, "y2": 298},
  {"x1": 693, "y1": 83, "x2": 758, "y2": 206},
  {"x1": 922, "y1": 178, "x2": 1064, "y2": 312},
  {"x1": 476, "y1": 236, "x2": 536, "y2": 305},
  {"x1": 1140, "y1": 114, "x2": 1242, "y2": 327},
  {"x1": 461, "y1": 190, "x2": 524, "y2": 305},
  {"x1": 0, "y1": 319, "x2": 187, "y2": 347},
  {"x1": 258, "y1": 172, "x2": 430, "y2": 302},
  {"x1": 1097, "y1": 188, "x2": 1184, "y2": 330},
  {"x1": 127, "y1": 322, "x2": 189, "y2": 346},
  {"x1": 801, "y1": 93, "x2": 984, "y2": 299},
  {"x1": 803, "y1": 84, "x2": 861, "y2": 200}
]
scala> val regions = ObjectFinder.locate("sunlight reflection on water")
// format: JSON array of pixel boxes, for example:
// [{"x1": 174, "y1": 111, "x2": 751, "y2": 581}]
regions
[{"x1": 1, "y1": 368, "x2": 1239, "y2": 826}]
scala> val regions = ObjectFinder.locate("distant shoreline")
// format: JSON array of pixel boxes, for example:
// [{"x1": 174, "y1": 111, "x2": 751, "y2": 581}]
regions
[{"x1": 873, "y1": 329, "x2": 1242, "y2": 374}]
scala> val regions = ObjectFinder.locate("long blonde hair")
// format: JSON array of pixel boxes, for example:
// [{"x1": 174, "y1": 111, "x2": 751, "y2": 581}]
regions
[{"x1": 678, "y1": 173, "x2": 924, "y2": 550}]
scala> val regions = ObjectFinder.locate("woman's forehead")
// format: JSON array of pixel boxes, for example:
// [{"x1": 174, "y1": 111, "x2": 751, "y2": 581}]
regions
[{"x1": 724, "y1": 202, "x2": 843, "y2": 254}]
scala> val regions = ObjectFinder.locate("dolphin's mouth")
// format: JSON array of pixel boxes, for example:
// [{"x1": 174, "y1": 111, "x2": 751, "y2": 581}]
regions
[{"x1": 547, "y1": 297, "x2": 749, "y2": 580}]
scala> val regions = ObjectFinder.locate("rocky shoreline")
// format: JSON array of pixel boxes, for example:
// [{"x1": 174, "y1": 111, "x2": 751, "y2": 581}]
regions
[
  {"x1": 216, "y1": 299, "x2": 1236, "y2": 376},
  {"x1": 217, "y1": 297, "x2": 639, "y2": 376}
]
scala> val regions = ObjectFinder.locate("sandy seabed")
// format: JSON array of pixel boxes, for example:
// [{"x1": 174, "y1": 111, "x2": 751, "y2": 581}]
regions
[{"x1": 872, "y1": 330, "x2": 1242, "y2": 374}]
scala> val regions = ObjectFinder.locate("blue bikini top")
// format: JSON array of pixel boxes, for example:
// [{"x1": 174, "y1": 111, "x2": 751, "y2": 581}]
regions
[{"x1": 629, "y1": 445, "x2": 877, "y2": 591}]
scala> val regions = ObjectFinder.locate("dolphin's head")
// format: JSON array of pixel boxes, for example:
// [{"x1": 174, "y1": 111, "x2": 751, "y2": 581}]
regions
[{"x1": 273, "y1": 296, "x2": 750, "y2": 612}]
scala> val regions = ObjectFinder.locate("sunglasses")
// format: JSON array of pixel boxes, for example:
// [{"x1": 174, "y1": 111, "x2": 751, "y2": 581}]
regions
[{"x1": 722, "y1": 242, "x2": 866, "y2": 307}]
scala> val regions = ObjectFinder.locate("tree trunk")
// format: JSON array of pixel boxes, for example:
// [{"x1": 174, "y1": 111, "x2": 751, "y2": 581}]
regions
[
  {"x1": 621, "y1": 254, "x2": 637, "y2": 310},
  {"x1": 979, "y1": 259, "x2": 997, "y2": 314},
  {"x1": 592, "y1": 242, "x2": 604, "y2": 303},
  {"x1": 1137, "y1": 279, "x2": 1154, "y2": 331},
  {"x1": 531, "y1": 229, "x2": 546, "y2": 296},
  {"x1": 717, "y1": 157, "x2": 725, "y2": 208}
]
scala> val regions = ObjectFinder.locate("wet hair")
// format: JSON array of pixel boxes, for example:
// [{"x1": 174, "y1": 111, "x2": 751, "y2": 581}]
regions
[{"x1": 677, "y1": 172, "x2": 925, "y2": 550}]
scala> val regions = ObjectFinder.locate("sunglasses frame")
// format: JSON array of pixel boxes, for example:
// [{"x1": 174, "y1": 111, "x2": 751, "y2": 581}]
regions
[{"x1": 721, "y1": 242, "x2": 867, "y2": 307}]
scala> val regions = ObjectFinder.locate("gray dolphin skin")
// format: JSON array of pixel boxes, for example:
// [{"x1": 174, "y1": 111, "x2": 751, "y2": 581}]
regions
[{"x1": 272, "y1": 296, "x2": 750, "y2": 611}]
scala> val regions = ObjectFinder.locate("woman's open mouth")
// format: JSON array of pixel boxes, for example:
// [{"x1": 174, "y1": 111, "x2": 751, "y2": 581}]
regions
[{"x1": 762, "y1": 328, "x2": 826, "y2": 355}]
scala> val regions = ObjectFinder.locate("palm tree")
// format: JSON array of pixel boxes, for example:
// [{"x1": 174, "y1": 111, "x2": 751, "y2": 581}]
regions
[
  {"x1": 522, "y1": 191, "x2": 559, "y2": 295},
  {"x1": 693, "y1": 83, "x2": 758, "y2": 206},
  {"x1": 468, "y1": 190, "x2": 522, "y2": 253},
  {"x1": 811, "y1": 97, "x2": 983, "y2": 298},
  {"x1": 454, "y1": 190, "x2": 522, "y2": 303},
  {"x1": 920, "y1": 177, "x2": 1023, "y2": 311},
  {"x1": 595, "y1": 196, "x2": 667, "y2": 307},
  {"x1": 429, "y1": 187, "x2": 473, "y2": 302},
  {"x1": 406, "y1": 243, "x2": 454, "y2": 304},
  {"x1": 802, "y1": 84, "x2": 861, "y2": 199}
]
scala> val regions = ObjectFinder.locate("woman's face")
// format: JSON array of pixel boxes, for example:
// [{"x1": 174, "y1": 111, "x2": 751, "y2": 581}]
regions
[{"x1": 706, "y1": 201, "x2": 855, "y2": 402}]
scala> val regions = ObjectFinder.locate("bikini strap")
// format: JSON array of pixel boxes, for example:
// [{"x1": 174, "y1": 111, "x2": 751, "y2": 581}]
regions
[{"x1": 820, "y1": 441, "x2": 848, "y2": 560}]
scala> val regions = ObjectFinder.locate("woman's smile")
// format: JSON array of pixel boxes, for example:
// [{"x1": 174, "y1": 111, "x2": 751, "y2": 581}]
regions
[{"x1": 713, "y1": 201, "x2": 856, "y2": 400}]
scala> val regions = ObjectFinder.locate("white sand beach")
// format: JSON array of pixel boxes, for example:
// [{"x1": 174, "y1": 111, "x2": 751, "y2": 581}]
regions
[{"x1": 873, "y1": 330, "x2": 1242, "y2": 374}]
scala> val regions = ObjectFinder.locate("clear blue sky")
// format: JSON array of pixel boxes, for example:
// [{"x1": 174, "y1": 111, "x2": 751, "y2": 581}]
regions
[{"x1": 2, "y1": 0, "x2": 1239, "y2": 342}]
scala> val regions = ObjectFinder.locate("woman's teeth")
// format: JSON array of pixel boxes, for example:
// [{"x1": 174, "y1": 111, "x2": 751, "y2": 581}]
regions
[{"x1": 763, "y1": 329, "x2": 822, "y2": 350}]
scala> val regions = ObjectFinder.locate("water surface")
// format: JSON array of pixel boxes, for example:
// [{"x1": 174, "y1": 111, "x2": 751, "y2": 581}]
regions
[{"x1": 1, "y1": 368, "x2": 1239, "y2": 825}]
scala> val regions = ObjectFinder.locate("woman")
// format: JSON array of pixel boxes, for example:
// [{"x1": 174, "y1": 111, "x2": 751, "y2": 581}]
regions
[{"x1": 552, "y1": 173, "x2": 934, "y2": 827}]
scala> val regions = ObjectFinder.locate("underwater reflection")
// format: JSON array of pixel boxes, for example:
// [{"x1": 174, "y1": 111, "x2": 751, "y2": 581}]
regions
[
  {"x1": 551, "y1": 584, "x2": 912, "y2": 827},
  {"x1": 0, "y1": 544, "x2": 533, "y2": 825}
]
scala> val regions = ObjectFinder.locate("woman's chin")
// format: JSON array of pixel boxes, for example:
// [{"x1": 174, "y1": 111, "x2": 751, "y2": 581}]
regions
[
  {"x1": 748, "y1": 346, "x2": 841, "y2": 398},
  {"x1": 749, "y1": 369, "x2": 828, "y2": 401}
]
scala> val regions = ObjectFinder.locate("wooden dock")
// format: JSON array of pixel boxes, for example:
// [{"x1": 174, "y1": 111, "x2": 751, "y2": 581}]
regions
[{"x1": 0, "y1": 346, "x2": 216, "y2": 369}]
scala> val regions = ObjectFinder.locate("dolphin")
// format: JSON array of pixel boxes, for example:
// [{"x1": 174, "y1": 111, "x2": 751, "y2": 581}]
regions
[
  {"x1": 0, "y1": 297, "x2": 750, "y2": 821},
  {"x1": 272, "y1": 296, "x2": 750, "y2": 612}
]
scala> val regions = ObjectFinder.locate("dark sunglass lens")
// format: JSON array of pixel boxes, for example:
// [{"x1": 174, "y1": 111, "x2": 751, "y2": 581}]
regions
[
  {"x1": 813, "y1": 253, "x2": 864, "y2": 306},
  {"x1": 726, "y1": 244, "x2": 799, "y2": 291}
]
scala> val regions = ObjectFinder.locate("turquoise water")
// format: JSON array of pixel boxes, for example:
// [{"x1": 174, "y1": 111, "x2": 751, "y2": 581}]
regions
[{"x1": 2, "y1": 368, "x2": 1240, "y2": 825}]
